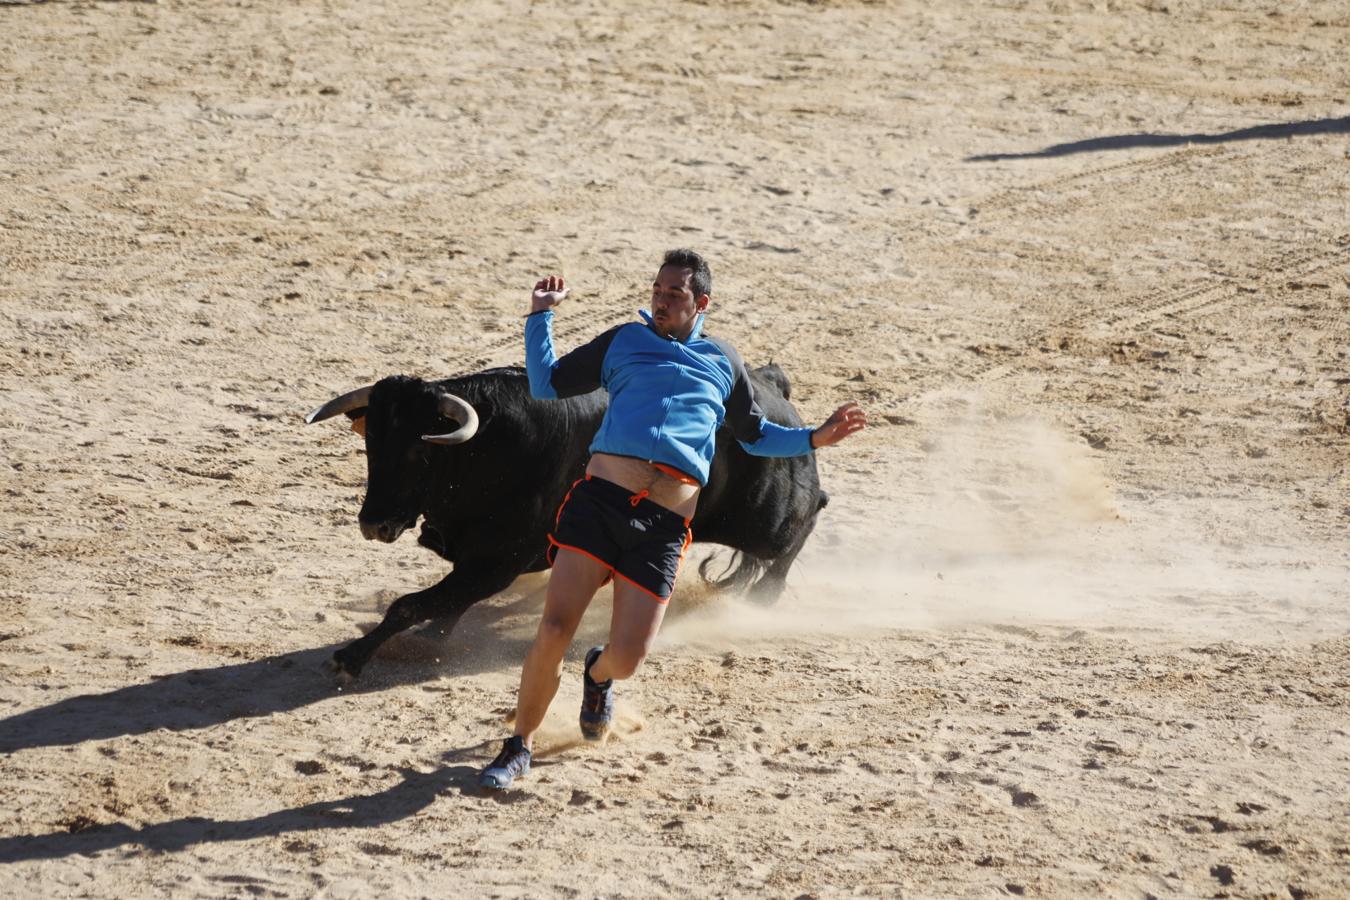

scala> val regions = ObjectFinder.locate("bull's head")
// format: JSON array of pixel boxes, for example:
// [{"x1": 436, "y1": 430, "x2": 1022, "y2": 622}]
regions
[{"x1": 306, "y1": 376, "x2": 478, "y2": 543}]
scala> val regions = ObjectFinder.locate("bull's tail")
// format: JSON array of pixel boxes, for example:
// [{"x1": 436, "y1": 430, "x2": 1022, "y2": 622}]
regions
[
  {"x1": 698, "y1": 550, "x2": 768, "y2": 594},
  {"x1": 700, "y1": 490, "x2": 828, "y2": 598}
]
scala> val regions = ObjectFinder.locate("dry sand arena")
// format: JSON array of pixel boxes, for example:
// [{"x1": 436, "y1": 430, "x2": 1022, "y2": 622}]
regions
[{"x1": 2, "y1": 0, "x2": 1348, "y2": 897}]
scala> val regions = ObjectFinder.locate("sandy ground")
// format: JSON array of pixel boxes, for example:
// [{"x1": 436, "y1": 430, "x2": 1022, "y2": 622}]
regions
[{"x1": 2, "y1": 0, "x2": 1349, "y2": 896}]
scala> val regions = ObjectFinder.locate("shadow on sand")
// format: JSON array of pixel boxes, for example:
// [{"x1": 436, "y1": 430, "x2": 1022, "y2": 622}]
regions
[
  {"x1": 0, "y1": 757, "x2": 512, "y2": 864},
  {"x1": 0, "y1": 645, "x2": 400, "y2": 755},
  {"x1": 965, "y1": 115, "x2": 1350, "y2": 161},
  {"x1": 0, "y1": 597, "x2": 567, "y2": 863},
  {"x1": 0, "y1": 616, "x2": 536, "y2": 755}
]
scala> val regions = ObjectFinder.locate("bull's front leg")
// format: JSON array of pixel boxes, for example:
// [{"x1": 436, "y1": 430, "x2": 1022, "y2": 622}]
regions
[{"x1": 327, "y1": 562, "x2": 522, "y2": 683}]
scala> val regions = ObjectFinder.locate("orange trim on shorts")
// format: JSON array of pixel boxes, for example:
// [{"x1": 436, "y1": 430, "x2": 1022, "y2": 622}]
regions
[
  {"x1": 651, "y1": 462, "x2": 699, "y2": 486},
  {"x1": 612, "y1": 570, "x2": 671, "y2": 604},
  {"x1": 610, "y1": 525, "x2": 694, "y2": 605},
  {"x1": 547, "y1": 536, "x2": 616, "y2": 585},
  {"x1": 553, "y1": 476, "x2": 588, "y2": 531}
]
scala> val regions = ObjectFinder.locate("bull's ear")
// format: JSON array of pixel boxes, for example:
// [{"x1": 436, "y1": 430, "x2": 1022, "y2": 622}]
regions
[
  {"x1": 342, "y1": 409, "x2": 368, "y2": 421},
  {"x1": 473, "y1": 401, "x2": 494, "y2": 432},
  {"x1": 453, "y1": 396, "x2": 494, "y2": 433},
  {"x1": 347, "y1": 413, "x2": 367, "y2": 438}
]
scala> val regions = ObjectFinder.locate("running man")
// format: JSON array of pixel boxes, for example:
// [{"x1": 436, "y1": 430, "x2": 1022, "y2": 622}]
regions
[{"x1": 481, "y1": 249, "x2": 865, "y2": 789}]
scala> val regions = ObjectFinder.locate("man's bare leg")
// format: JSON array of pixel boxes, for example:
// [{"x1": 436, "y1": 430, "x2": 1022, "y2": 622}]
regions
[
  {"x1": 512, "y1": 548, "x2": 611, "y2": 749},
  {"x1": 588, "y1": 579, "x2": 668, "y2": 683}
]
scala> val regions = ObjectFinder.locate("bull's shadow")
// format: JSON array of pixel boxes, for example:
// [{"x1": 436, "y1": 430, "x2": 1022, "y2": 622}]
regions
[
  {"x1": 0, "y1": 645, "x2": 362, "y2": 754},
  {"x1": 965, "y1": 114, "x2": 1350, "y2": 161},
  {"x1": 0, "y1": 619, "x2": 536, "y2": 754},
  {"x1": 0, "y1": 759, "x2": 492, "y2": 864}
]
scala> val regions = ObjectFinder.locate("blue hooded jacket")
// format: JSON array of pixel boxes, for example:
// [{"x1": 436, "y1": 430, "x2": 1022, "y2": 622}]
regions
[{"x1": 525, "y1": 309, "x2": 814, "y2": 485}]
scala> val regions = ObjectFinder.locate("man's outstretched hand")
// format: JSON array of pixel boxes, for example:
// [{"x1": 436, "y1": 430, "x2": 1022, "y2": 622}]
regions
[
  {"x1": 811, "y1": 401, "x2": 867, "y2": 449},
  {"x1": 530, "y1": 275, "x2": 569, "y2": 314}
]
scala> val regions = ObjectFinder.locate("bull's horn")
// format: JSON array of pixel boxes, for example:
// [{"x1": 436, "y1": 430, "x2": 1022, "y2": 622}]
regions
[
  {"x1": 422, "y1": 392, "x2": 479, "y2": 445},
  {"x1": 305, "y1": 385, "x2": 374, "y2": 424}
]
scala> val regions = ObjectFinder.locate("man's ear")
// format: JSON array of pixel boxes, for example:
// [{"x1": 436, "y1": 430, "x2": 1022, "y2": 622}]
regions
[{"x1": 696, "y1": 293, "x2": 711, "y2": 313}]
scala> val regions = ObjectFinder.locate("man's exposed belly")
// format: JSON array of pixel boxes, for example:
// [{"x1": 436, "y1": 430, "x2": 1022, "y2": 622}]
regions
[{"x1": 585, "y1": 452, "x2": 700, "y2": 519}]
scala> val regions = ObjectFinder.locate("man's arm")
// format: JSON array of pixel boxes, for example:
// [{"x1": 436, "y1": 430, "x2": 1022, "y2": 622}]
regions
[
  {"x1": 716, "y1": 341, "x2": 815, "y2": 457},
  {"x1": 808, "y1": 401, "x2": 866, "y2": 448},
  {"x1": 524, "y1": 275, "x2": 619, "y2": 400},
  {"x1": 718, "y1": 340, "x2": 866, "y2": 455}
]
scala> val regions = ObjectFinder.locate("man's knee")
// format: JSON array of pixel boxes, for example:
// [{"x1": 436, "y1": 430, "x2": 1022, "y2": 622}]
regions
[
  {"x1": 536, "y1": 611, "x2": 579, "y2": 648},
  {"x1": 600, "y1": 643, "x2": 649, "y2": 680}
]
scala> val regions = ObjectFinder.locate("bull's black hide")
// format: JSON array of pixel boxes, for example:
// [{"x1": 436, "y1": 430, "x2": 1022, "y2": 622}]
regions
[{"x1": 311, "y1": 365, "x2": 826, "y2": 680}]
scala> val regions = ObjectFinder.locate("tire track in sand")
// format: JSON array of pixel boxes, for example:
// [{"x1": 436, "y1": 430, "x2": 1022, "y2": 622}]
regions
[
  {"x1": 456, "y1": 303, "x2": 636, "y2": 374},
  {"x1": 971, "y1": 145, "x2": 1237, "y2": 218},
  {"x1": 864, "y1": 231, "x2": 1350, "y2": 422}
]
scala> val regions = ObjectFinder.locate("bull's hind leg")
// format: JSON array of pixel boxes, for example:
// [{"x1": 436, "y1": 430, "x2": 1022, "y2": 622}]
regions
[
  {"x1": 328, "y1": 565, "x2": 519, "y2": 682},
  {"x1": 746, "y1": 512, "x2": 820, "y2": 606}
]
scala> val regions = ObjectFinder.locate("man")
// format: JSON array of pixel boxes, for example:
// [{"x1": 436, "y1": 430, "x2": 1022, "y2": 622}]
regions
[{"x1": 480, "y1": 249, "x2": 866, "y2": 790}]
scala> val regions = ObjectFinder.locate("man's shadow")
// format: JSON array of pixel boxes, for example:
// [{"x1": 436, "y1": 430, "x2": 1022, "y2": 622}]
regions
[
  {"x1": 966, "y1": 115, "x2": 1350, "y2": 161},
  {"x1": 0, "y1": 752, "x2": 519, "y2": 864}
]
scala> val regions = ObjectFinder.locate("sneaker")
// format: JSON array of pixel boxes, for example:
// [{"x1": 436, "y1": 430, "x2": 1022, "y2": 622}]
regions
[
  {"x1": 480, "y1": 735, "x2": 531, "y2": 790},
  {"x1": 580, "y1": 646, "x2": 614, "y2": 741}
]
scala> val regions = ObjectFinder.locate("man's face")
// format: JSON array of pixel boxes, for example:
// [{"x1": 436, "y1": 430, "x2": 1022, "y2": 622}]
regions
[{"x1": 650, "y1": 265, "x2": 709, "y2": 340}]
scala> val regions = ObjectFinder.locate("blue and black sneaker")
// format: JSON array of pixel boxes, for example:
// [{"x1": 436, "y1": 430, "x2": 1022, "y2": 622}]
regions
[
  {"x1": 479, "y1": 735, "x2": 531, "y2": 790},
  {"x1": 580, "y1": 646, "x2": 614, "y2": 741}
]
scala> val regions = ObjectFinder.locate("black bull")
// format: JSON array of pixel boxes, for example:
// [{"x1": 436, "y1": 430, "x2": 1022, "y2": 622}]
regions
[{"x1": 306, "y1": 365, "x2": 828, "y2": 681}]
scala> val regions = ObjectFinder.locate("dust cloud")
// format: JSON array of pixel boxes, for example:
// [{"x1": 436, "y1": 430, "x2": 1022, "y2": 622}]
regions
[{"x1": 662, "y1": 394, "x2": 1346, "y2": 649}]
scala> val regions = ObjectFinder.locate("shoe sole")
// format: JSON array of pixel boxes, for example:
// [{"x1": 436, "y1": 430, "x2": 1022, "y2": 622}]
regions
[
  {"x1": 480, "y1": 768, "x2": 527, "y2": 790},
  {"x1": 580, "y1": 723, "x2": 609, "y2": 742},
  {"x1": 480, "y1": 760, "x2": 530, "y2": 790}
]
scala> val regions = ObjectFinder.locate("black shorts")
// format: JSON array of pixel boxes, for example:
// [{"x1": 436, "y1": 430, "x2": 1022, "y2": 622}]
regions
[{"x1": 548, "y1": 476, "x2": 693, "y2": 603}]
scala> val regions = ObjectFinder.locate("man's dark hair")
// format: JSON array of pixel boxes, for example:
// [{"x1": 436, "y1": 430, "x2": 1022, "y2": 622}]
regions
[{"x1": 661, "y1": 248, "x2": 712, "y2": 299}]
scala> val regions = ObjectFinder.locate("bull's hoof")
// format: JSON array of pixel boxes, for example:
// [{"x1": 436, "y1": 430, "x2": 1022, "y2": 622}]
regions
[
  {"x1": 324, "y1": 654, "x2": 358, "y2": 685},
  {"x1": 746, "y1": 583, "x2": 785, "y2": 607}
]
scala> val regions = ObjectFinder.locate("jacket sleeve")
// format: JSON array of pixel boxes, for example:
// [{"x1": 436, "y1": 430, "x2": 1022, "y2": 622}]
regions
[
  {"x1": 524, "y1": 311, "x2": 621, "y2": 399},
  {"x1": 716, "y1": 340, "x2": 816, "y2": 458}
]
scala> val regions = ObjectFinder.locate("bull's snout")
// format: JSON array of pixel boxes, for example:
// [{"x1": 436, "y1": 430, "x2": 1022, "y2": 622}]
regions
[{"x1": 360, "y1": 519, "x2": 406, "y2": 543}]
